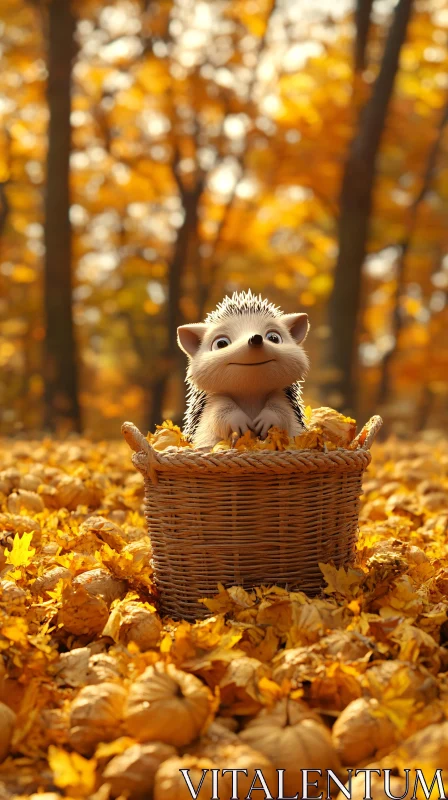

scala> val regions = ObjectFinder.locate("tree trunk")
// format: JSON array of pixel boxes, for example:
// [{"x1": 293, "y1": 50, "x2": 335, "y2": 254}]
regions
[
  {"x1": 147, "y1": 182, "x2": 203, "y2": 432},
  {"x1": 0, "y1": 183, "x2": 8, "y2": 239},
  {"x1": 327, "y1": 0, "x2": 413, "y2": 415},
  {"x1": 377, "y1": 100, "x2": 448, "y2": 410},
  {"x1": 43, "y1": 0, "x2": 80, "y2": 432},
  {"x1": 355, "y1": 0, "x2": 374, "y2": 72}
]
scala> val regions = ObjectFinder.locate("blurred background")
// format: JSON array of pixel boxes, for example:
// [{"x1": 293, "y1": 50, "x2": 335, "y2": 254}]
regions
[{"x1": 0, "y1": 0, "x2": 447, "y2": 439}]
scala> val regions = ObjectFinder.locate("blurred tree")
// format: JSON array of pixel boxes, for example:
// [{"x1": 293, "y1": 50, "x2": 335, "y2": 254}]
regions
[
  {"x1": 75, "y1": 0, "x2": 280, "y2": 432},
  {"x1": 1, "y1": 0, "x2": 447, "y2": 437},
  {"x1": 148, "y1": 0, "x2": 279, "y2": 430},
  {"x1": 0, "y1": 159, "x2": 9, "y2": 237},
  {"x1": 0, "y1": 128, "x2": 10, "y2": 236},
  {"x1": 43, "y1": 0, "x2": 80, "y2": 432},
  {"x1": 377, "y1": 98, "x2": 448, "y2": 410},
  {"x1": 355, "y1": 0, "x2": 374, "y2": 72},
  {"x1": 148, "y1": 143, "x2": 205, "y2": 430},
  {"x1": 327, "y1": 0, "x2": 414, "y2": 415}
]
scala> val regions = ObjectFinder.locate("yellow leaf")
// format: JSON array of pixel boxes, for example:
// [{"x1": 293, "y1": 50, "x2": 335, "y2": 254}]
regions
[
  {"x1": 319, "y1": 563, "x2": 365, "y2": 599},
  {"x1": 47, "y1": 578, "x2": 66, "y2": 602},
  {"x1": 5, "y1": 532, "x2": 36, "y2": 568},
  {"x1": 304, "y1": 405, "x2": 313, "y2": 425},
  {"x1": 48, "y1": 746, "x2": 97, "y2": 795},
  {"x1": 95, "y1": 737, "x2": 136, "y2": 758},
  {"x1": 1, "y1": 617, "x2": 28, "y2": 645}
]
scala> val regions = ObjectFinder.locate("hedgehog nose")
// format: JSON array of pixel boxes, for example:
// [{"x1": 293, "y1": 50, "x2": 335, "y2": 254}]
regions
[{"x1": 248, "y1": 334, "x2": 263, "y2": 347}]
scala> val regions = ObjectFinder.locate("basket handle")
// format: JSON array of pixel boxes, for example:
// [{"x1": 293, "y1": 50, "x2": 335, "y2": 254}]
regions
[
  {"x1": 122, "y1": 421, "x2": 160, "y2": 485},
  {"x1": 121, "y1": 421, "x2": 150, "y2": 454},
  {"x1": 352, "y1": 415, "x2": 383, "y2": 451}
]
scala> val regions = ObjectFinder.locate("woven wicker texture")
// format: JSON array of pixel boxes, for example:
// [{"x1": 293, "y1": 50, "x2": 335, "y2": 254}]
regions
[{"x1": 122, "y1": 416, "x2": 382, "y2": 620}]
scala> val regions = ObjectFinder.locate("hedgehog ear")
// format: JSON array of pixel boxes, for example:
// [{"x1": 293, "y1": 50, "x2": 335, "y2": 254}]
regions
[
  {"x1": 177, "y1": 324, "x2": 208, "y2": 356},
  {"x1": 280, "y1": 313, "x2": 309, "y2": 344}
]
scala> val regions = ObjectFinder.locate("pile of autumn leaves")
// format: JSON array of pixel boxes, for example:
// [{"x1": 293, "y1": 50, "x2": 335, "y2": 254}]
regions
[
  {"x1": 0, "y1": 430, "x2": 447, "y2": 799},
  {"x1": 147, "y1": 406, "x2": 360, "y2": 452}
]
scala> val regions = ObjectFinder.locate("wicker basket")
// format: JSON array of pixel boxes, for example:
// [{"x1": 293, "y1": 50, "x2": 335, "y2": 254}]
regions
[{"x1": 122, "y1": 415, "x2": 382, "y2": 620}]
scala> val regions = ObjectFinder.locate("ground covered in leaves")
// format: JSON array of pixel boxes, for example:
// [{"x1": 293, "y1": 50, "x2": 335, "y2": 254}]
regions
[{"x1": 0, "y1": 433, "x2": 447, "y2": 799}]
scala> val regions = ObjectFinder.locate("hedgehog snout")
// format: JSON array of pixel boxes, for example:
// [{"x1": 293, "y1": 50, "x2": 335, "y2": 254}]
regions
[{"x1": 248, "y1": 334, "x2": 263, "y2": 347}]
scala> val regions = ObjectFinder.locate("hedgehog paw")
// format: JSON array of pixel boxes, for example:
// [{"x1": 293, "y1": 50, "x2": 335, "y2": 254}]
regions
[
  {"x1": 253, "y1": 409, "x2": 282, "y2": 439},
  {"x1": 224, "y1": 410, "x2": 254, "y2": 439}
]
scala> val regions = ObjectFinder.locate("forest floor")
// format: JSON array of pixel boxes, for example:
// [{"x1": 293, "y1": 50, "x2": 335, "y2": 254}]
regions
[{"x1": 0, "y1": 433, "x2": 447, "y2": 799}]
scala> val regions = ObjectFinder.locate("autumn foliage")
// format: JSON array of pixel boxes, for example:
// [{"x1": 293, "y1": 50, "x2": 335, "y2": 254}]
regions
[
  {"x1": 0, "y1": 431, "x2": 446, "y2": 796},
  {"x1": 0, "y1": 0, "x2": 447, "y2": 437},
  {"x1": 1, "y1": 2, "x2": 448, "y2": 796}
]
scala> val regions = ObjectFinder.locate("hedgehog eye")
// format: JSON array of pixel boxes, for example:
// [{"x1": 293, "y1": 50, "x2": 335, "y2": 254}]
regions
[
  {"x1": 211, "y1": 335, "x2": 231, "y2": 350},
  {"x1": 266, "y1": 330, "x2": 282, "y2": 344}
]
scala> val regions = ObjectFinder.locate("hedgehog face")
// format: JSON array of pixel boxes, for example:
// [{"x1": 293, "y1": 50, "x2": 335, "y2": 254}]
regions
[{"x1": 178, "y1": 292, "x2": 309, "y2": 396}]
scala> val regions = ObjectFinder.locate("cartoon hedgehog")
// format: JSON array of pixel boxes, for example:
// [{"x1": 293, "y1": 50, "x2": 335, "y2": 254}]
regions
[{"x1": 177, "y1": 290, "x2": 310, "y2": 448}]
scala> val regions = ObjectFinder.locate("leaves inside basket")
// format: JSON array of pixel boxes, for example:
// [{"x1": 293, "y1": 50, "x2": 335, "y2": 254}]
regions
[{"x1": 145, "y1": 406, "x2": 366, "y2": 454}]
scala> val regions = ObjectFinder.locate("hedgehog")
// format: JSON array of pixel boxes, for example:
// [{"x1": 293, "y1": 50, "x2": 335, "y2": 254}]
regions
[{"x1": 177, "y1": 289, "x2": 310, "y2": 449}]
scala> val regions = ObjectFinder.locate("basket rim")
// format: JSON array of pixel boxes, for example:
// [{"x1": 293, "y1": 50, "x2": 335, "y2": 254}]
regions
[
  {"x1": 122, "y1": 416, "x2": 383, "y2": 484},
  {"x1": 134, "y1": 441, "x2": 370, "y2": 464}
]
